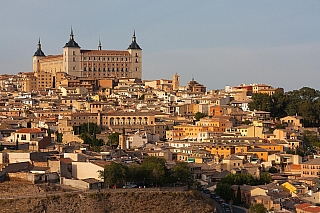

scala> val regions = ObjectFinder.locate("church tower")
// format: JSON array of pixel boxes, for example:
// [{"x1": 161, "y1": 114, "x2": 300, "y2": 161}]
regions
[
  {"x1": 127, "y1": 31, "x2": 142, "y2": 79},
  {"x1": 63, "y1": 27, "x2": 82, "y2": 77},
  {"x1": 33, "y1": 38, "x2": 45, "y2": 78},
  {"x1": 172, "y1": 73, "x2": 180, "y2": 91}
]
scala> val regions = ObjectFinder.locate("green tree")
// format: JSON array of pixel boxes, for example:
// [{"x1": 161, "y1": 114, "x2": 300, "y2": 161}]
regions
[
  {"x1": 127, "y1": 164, "x2": 145, "y2": 184},
  {"x1": 0, "y1": 143, "x2": 4, "y2": 151},
  {"x1": 108, "y1": 132, "x2": 120, "y2": 146},
  {"x1": 242, "y1": 120, "x2": 252, "y2": 125},
  {"x1": 249, "y1": 93, "x2": 273, "y2": 113},
  {"x1": 258, "y1": 172, "x2": 272, "y2": 185},
  {"x1": 194, "y1": 112, "x2": 207, "y2": 121},
  {"x1": 138, "y1": 94, "x2": 145, "y2": 100},
  {"x1": 142, "y1": 156, "x2": 167, "y2": 187},
  {"x1": 268, "y1": 167, "x2": 278, "y2": 173},
  {"x1": 56, "y1": 132, "x2": 63, "y2": 143},
  {"x1": 172, "y1": 162, "x2": 191, "y2": 184},
  {"x1": 78, "y1": 122, "x2": 101, "y2": 135},
  {"x1": 15, "y1": 139, "x2": 19, "y2": 150},
  {"x1": 99, "y1": 162, "x2": 128, "y2": 188},
  {"x1": 249, "y1": 203, "x2": 267, "y2": 213},
  {"x1": 303, "y1": 130, "x2": 320, "y2": 147},
  {"x1": 47, "y1": 127, "x2": 51, "y2": 137},
  {"x1": 234, "y1": 185, "x2": 241, "y2": 205},
  {"x1": 215, "y1": 182, "x2": 234, "y2": 202}
]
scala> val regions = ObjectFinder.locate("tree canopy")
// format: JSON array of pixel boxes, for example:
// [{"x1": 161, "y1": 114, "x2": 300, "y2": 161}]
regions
[
  {"x1": 194, "y1": 112, "x2": 207, "y2": 121},
  {"x1": 98, "y1": 156, "x2": 193, "y2": 188},
  {"x1": 74, "y1": 123, "x2": 104, "y2": 147},
  {"x1": 249, "y1": 203, "x2": 267, "y2": 213},
  {"x1": 108, "y1": 132, "x2": 120, "y2": 146},
  {"x1": 249, "y1": 87, "x2": 320, "y2": 127},
  {"x1": 215, "y1": 173, "x2": 272, "y2": 202}
]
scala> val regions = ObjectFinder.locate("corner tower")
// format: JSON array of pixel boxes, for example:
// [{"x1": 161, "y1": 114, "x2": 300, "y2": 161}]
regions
[
  {"x1": 33, "y1": 38, "x2": 45, "y2": 77},
  {"x1": 127, "y1": 31, "x2": 142, "y2": 79},
  {"x1": 63, "y1": 27, "x2": 82, "y2": 77},
  {"x1": 172, "y1": 73, "x2": 180, "y2": 91}
]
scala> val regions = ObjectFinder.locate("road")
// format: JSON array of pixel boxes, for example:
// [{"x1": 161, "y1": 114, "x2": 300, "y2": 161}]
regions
[
  {"x1": 201, "y1": 192, "x2": 224, "y2": 213},
  {"x1": 232, "y1": 205, "x2": 248, "y2": 213},
  {"x1": 201, "y1": 192, "x2": 248, "y2": 213}
]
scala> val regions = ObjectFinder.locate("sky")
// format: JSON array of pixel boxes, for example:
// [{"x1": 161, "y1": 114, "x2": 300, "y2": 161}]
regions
[{"x1": 0, "y1": 1, "x2": 319, "y2": 92}]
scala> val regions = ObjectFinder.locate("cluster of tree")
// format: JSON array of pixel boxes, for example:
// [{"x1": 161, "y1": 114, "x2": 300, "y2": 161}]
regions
[
  {"x1": 73, "y1": 123, "x2": 104, "y2": 149},
  {"x1": 194, "y1": 112, "x2": 207, "y2": 121},
  {"x1": 249, "y1": 87, "x2": 320, "y2": 127},
  {"x1": 215, "y1": 173, "x2": 272, "y2": 203},
  {"x1": 55, "y1": 132, "x2": 63, "y2": 143},
  {"x1": 249, "y1": 203, "x2": 267, "y2": 213},
  {"x1": 98, "y1": 156, "x2": 191, "y2": 188},
  {"x1": 107, "y1": 132, "x2": 120, "y2": 146},
  {"x1": 303, "y1": 130, "x2": 320, "y2": 147}
]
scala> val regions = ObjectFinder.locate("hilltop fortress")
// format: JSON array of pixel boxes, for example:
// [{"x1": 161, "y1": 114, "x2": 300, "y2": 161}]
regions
[{"x1": 32, "y1": 28, "x2": 142, "y2": 90}]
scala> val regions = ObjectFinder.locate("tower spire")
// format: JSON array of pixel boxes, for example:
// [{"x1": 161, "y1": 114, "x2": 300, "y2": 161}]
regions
[
  {"x1": 33, "y1": 37, "x2": 45, "y2": 56},
  {"x1": 38, "y1": 37, "x2": 41, "y2": 49},
  {"x1": 127, "y1": 30, "x2": 141, "y2": 50},
  {"x1": 132, "y1": 30, "x2": 136, "y2": 42},
  {"x1": 64, "y1": 27, "x2": 80, "y2": 48},
  {"x1": 98, "y1": 39, "x2": 102, "y2": 50},
  {"x1": 70, "y1": 26, "x2": 74, "y2": 40}
]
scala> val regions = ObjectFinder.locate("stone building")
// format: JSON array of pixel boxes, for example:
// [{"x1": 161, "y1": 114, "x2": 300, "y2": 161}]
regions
[{"x1": 33, "y1": 29, "x2": 142, "y2": 90}]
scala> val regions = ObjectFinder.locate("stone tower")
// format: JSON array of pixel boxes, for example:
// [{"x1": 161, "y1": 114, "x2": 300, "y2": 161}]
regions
[
  {"x1": 172, "y1": 73, "x2": 180, "y2": 91},
  {"x1": 127, "y1": 31, "x2": 142, "y2": 79},
  {"x1": 33, "y1": 38, "x2": 46, "y2": 77},
  {"x1": 63, "y1": 27, "x2": 82, "y2": 77}
]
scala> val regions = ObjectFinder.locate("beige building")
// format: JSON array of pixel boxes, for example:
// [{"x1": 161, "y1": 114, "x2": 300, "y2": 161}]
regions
[
  {"x1": 17, "y1": 72, "x2": 37, "y2": 92},
  {"x1": 71, "y1": 161, "x2": 104, "y2": 180},
  {"x1": 33, "y1": 29, "x2": 142, "y2": 90},
  {"x1": 301, "y1": 158, "x2": 320, "y2": 178}
]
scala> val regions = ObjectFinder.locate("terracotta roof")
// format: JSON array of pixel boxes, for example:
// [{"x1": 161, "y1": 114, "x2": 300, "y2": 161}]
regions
[
  {"x1": 296, "y1": 203, "x2": 320, "y2": 212},
  {"x1": 16, "y1": 128, "x2": 44, "y2": 133},
  {"x1": 59, "y1": 158, "x2": 73, "y2": 164},
  {"x1": 296, "y1": 203, "x2": 311, "y2": 209}
]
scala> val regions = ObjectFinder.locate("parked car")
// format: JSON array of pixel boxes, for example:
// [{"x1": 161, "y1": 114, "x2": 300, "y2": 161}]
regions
[
  {"x1": 202, "y1": 189, "x2": 210, "y2": 194},
  {"x1": 217, "y1": 198, "x2": 224, "y2": 204},
  {"x1": 214, "y1": 196, "x2": 220, "y2": 201},
  {"x1": 210, "y1": 192, "x2": 216, "y2": 199},
  {"x1": 221, "y1": 203, "x2": 228, "y2": 208},
  {"x1": 123, "y1": 184, "x2": 137, "y2": 188}
]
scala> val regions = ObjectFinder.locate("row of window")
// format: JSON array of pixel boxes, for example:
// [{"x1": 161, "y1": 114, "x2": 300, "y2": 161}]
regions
[
  {"x1": 87, "y1": 73, "x2": 129, "y2": 77},
  {"x1": 83, "y1": 57, "x2": 132, "y2": 61},
  {"x1": 302, "y1": 165, "x2": 320, "y2": 169},
  {"x1": 84, "y1": 67, "x2": 129, "y2": 72}
]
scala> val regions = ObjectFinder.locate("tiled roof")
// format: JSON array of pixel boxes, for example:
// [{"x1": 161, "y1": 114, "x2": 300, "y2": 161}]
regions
[
  {"x1": 223, "y1": 155, "x2": 242, "y2": 161},
  {"x1": 302, "y1": 158, "x2": 320, "y2": 165},
  {"x1": 16, "y1": 128, "x2": 44, "y2": 133}
]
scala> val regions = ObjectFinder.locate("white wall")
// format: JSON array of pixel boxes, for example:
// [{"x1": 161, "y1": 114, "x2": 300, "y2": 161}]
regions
[{"x1": 72, "y1": 162, "x2": 103, "y2": 180}]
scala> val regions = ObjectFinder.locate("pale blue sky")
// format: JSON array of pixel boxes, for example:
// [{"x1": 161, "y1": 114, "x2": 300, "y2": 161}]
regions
[{"x1": 0, "y1": 1, "x2": 319, "y2": 91}]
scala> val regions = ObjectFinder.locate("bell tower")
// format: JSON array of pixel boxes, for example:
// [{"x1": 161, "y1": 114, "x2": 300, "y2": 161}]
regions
[
  {"x1": 63, "y1": 27, "x2": 82, "y2": 77},
  {"x1": 33, "y1": 37, "x2": 45, "y2": 77},
  {"x1": 127, "y1": 31, "x2": 142, "y2": 79}
]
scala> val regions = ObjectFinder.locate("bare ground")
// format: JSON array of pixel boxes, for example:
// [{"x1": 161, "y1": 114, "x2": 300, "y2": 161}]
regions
[{"x1": 0, "y1": 181, "x2": 215, "y2": 213}]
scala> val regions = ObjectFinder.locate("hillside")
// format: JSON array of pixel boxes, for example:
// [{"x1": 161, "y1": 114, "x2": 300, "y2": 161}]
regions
[{"x1": 0, "y1": 182, "x2": 215, "y2": 213}]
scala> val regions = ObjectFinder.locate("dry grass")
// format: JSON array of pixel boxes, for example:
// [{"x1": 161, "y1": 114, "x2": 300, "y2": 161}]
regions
[{"x1": 0, "y1": 190, "x2": 215, "y2": 213}]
